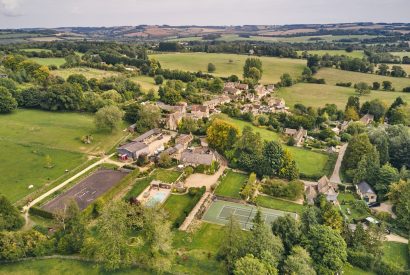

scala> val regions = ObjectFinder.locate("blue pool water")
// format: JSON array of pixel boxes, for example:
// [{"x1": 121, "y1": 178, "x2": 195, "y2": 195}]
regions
[{"x1": 146, "y1": 191, "x2": 168, "y2": 207}]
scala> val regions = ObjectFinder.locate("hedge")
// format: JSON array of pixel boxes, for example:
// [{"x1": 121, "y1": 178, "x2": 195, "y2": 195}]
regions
[
  {"x1": 347, "y1": 249, "x2": 375, "y2": 271},
  {"x1": 173, "y1": 186, "x2": 206, "y2": 228},
  {"x1": 29, "y1": 207, "x2": 54, "y2": 219}
]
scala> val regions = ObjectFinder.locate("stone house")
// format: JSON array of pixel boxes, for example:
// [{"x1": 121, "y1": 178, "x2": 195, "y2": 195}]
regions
[{"x1": 356, "y1": 181, "x2": 377, "y2": 203}]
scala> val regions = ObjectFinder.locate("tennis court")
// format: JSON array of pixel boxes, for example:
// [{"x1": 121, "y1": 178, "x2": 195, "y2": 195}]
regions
[{"x1": 202, "y1": 200, "x2": 298, "y2": 230}]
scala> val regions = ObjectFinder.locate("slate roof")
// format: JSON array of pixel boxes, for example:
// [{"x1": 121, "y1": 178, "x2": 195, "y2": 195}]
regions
[
  {"x1": 119, "y1": 142, "x2": 147, "y2": 153},
  {"x1": 357, "y1": 181, "x2": 376, "y2": 194}
]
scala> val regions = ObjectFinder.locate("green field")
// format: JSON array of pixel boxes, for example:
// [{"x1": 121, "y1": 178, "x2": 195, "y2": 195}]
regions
[
  {"x1": 255, "y1": 195, "x2": 304, "y2": 214},
  {"x1": 130, "y1": 75, "x2": 159, "y2": 93},
  {"x1": 215, "y1": 170, "x2": 248, "y2": 199},
  {"x1": 277, "y1": 83, "x2": 410, "y2": 109},
  {"x1": 22, "y1": 48, "x2": 53, "y2": 53},
  {"x1": 297, "y1": 50, "x2": 365, "y2": 58},
  {"x1": 29, "y1": 57, "x2": 66, "y2": 67},
  {"x1": 0, "y1": 109, "x2": 127, "y2": 203},
  {"x1": 150, "y1": 52, "x2": 306, "y2": 84},
  {"x1": 217, "y1": 114, "x2": 331, "y2": 177},
  {"x1": 316, "y1": 67, "x2": 410, "y2": 91},
  {"x1": 52, "y1": 67, "x2": 121, "y2": 80},
  {"x1": 343, "y1": 265, "x2": 375, "y2": 275},
  {"x1": 383, "y1": 242, "x2": 410, "y2": 269},
  {"x1": 163, "y1": 193, "x2": 194, "y2": 223}
]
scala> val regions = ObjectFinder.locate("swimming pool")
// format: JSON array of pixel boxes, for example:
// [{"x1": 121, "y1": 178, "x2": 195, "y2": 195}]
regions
[{"x1": 145, "y1": 190, "x2": 169, "y2": 207}]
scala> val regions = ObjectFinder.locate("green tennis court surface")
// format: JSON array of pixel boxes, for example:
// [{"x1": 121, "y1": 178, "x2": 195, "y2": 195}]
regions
[{"x1": 202, "y1": 200, "x2": 298, "y2": 230}]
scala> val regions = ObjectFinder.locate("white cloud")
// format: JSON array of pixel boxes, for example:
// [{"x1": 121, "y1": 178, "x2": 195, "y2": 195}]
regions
[{"x1": 0, "y1": 0, "x2": 23, "y2": 16}]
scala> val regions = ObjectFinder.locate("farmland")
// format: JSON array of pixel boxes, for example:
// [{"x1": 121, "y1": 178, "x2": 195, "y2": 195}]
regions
[
  {"x1": 217, "y1": 114, "x2": 331, "y2": 177},
  {"x1": 296, "y1": 50, "x2": 365, "y2": 58},
  {"x1": 169, "y1": 34, "x2": 378, "y2": 43},
  {"x1": 52, "y1": 67, "x2": 121, "y2": 80},
  {"x1": 0, "y1": 109, "x2": 128, "y2": 203},
  {"x1": 315, "y1": 67, "x2": 410, "y2": 91},
  {"x1": 277, "y1": 83, "x2": 410, "y2": 109},
  {"x1": 130, "y1": 75, "x2": 159, "y2": 93},
  {"x1": 150, "y1": 52, "x2": 306, "y2": 84},
  {"x1": 29, "y1": 57, "x2": 66, "y2": 67}
]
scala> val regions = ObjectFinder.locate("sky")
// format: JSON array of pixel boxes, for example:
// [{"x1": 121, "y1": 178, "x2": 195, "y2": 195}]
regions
[{"x1": 0, "y1": 0, "x2": 409, "y2": 29}]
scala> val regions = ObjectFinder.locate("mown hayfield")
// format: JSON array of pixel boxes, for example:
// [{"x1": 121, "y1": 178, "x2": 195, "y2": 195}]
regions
[
  {"x1": 52, "y1": 67, "x2": 121, "y2": 80},
  {"x1": 216, "y1": 114, "x2": 331, "y2": 177},
  {"x1": 130, "y1": 75, "x2": 159, "y2": 92},
  {"x1": 296, "y1": 50, "x2": 365, "y2": 58},
  {"x1": 150, "y1": 52, "x2": 306, "y2": 84},
  {"x1": 316, "y1": 67, "x2": 410, "y2": 91},
  {"x1": 22, "y1": 48, "x2": 53, "y2": 53},
  {"x1": 29, "y1": 57, "x2": 66, "y2": 67},
  {"x1": 0, "y1": 109, "x2": 128, "y2": 202},
  {"x1": 277, "y1": 83, "x2": 410, "y2": 109}
]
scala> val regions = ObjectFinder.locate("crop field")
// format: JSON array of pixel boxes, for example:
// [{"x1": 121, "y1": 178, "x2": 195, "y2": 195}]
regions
[
  {"x1": 316, "y1": 67, "x2": 410, "y2": 91},
  {"x1": 52, "y1": 67, "x2": 121, "y2": 80},
  {"x1": 29, "y1": 57, "x2": 66, "y2": 67},
  {"x1": 21, "y1": 48, "x2": 53, "y2": 53},
  {"x1": 0, "y1": 109, "x2": 128, "y2": 203},
  {"x1": 150, "y1": 52, "x2": 306, "y2": 84},
  {"x1": 216, "y1": 114, "x2": 331, "y2": 177},
  {"x1": 296, "y1": 50, "x2": 365, "y2": 58},
  {"x1": 277, "y1": 83, "x2": 410, "y2": 109}
]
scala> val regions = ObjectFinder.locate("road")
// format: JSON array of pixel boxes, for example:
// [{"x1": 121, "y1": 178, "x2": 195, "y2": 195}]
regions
[
  {"x1": 22, "y1": 153, "x2": 115, "y2": 217},
  {"x1": 330, "y1": 143, "x2": 348, "y2": 184}
]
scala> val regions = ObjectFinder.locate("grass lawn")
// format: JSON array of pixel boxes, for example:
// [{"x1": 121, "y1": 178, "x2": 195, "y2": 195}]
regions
[
  {"x1": 256, "y1": 195, "x2": 304, "y2": 214},
  {"x1": 163, "y1": 194, "x2": 194, "y2": 223},
  {"x1": 29, "y1": 57, "x2": 66, "y2": 67},
  {"x1": 339, "y1": 192, "x2": 370, "y2": 222},
  {"x1": 52, "y1": 67, "x2": 121, "y2": 80},
  {"x1": 297, "y1": 50, "x2": 365, "y2": 58},
  {"x1": 277, "y1": 83, "x2": 410, "y2": 110},
  {"x1": 217, "y1": 114, "x2": 331, "y2": 177},
  {"x1": 316, "y1": 67, "x2": 410, "y2": 91},
  {"x1": 383, "y1": 242, "x2": 410, "y2": 269},
  {"x1": 215, "y1": 170, "x2": 248, "y2": 199},
  {"x1": 130, "y1": 75, "x2": 159, "y2": 93},
  {"x1": 0, "y1": 258, "x2": 152, "y2": 275},
  {"x1": 150, "y1": 52, "x2": 306, "y2": 84},
  {"x1": 124, "y1": 169, "x2": 182, "y2": 200},
  {"x1": 0, "y1": 109, "x2": 128, "y2": 203}
]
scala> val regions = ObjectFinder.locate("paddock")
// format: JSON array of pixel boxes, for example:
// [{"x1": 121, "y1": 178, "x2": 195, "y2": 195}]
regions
[
  {"x1": 202, "y1": 199, "x2": 297, "y2": 230},
  {"x1": 42, "y1": 169, "x2": 128, "y2": 213}
]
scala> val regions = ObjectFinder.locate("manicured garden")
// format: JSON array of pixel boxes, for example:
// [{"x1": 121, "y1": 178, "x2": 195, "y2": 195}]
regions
[
  {"x1": 256, "y1": 195, "x2": 304, "y2": 214},
  {"x1": 124, "y1": 168, "x2": 182, "y2": 200},
  {"x1": 150, "y1": 52, "x2": 306, "y2": 84},
  {"x1": 339, "y1": 192, "x2": 370, "y2": 222},
  {"x1": 214, "y1": 170, "x2": 248, "y2": 199}
]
